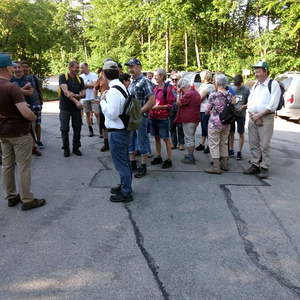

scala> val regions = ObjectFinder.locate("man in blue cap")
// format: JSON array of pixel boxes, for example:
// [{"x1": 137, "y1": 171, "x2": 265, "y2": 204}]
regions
[
  {"x1": 0, "y1": 54, "x2": 46, "y2": 210},
  {"x1": 243, "y1": 61, "x2": 281, "y2": 179},
  {"x1": 125, "y1": 58, "x2": 155, "y2": 178}
]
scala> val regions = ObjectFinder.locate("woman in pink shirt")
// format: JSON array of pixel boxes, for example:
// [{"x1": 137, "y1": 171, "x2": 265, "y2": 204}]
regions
[{"x1": 149, "y1": 69, "x2": 175, "y2": 169}]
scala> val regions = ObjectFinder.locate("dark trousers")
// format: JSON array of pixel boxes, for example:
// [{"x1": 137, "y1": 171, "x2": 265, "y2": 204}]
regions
[
  {"x1": 59, "y1": 110, "x2": 82, "y2": 150},
  {"x1": 170, "y1": 117, "x2": 184, "y2": 147},
  {"x1": 109, "y1": 130, "x2": 132, "y2": 196}
]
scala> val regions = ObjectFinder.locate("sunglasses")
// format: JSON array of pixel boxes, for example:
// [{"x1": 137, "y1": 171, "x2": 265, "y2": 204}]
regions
[{"x1": 171, "y1": 78, "x2": 178, "y2": 81}]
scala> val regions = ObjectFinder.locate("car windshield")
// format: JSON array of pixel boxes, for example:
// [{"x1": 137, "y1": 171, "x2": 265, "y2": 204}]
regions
[{"x1": 276, "y1": 76, "x2": 293, "y2": 90}]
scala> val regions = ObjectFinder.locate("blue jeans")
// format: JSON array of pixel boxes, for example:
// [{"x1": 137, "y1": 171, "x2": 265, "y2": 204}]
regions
[
  {"x1": 200, "y1": 112, "x2": 210, "y2": 138},
  {"x1": 150, "y1": 119, "x2": 170, "y2": 139},
  {"x1": 109, "y1": 130, "x2": 132, "y2": 196},
  {"x1": 129, "y1": 116, "x2": 151, "y2": 155}
]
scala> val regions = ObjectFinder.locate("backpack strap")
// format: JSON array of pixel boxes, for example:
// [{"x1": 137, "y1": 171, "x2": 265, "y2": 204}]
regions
[
  {"x1": 268, "y1": 79, "x2": 273, "y2": 94},
  {"x1": 112, "y1": 85, "x2": 129, "y2": 99}
]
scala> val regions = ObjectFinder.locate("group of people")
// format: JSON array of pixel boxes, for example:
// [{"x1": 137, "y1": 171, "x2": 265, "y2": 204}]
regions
[{"x1": 0, "y1": 51, "x2": 281, "y2": 208}]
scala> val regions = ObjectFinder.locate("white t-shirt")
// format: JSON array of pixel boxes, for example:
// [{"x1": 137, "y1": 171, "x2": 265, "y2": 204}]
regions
[
  {"x1": 199, "y1": 83, "x2": 215, "y2": 112},
  {"x1": 80, "y1": 72, "x2": 98, "y2": 101}
]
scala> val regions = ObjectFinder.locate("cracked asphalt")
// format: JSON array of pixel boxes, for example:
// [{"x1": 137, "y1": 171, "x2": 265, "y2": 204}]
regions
[{"x1": 1, "y1": 111, "x2": 300, "y2": 300}]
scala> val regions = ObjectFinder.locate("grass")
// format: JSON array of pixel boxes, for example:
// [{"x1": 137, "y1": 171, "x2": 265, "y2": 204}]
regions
[{"x1": 42, "y1": 88, "x2": 58, "y2": 101}]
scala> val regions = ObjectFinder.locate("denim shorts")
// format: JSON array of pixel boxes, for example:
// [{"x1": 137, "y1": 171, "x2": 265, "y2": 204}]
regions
[
  {"x1": 230, "y1": 116, "x2": 246, "y2": 134},
  {"x1": 129, "y1": 116, "x2": 151, "y2": 155},
  {"x1": 150, "y1": 119, "x2": 170, "y2": 139}
]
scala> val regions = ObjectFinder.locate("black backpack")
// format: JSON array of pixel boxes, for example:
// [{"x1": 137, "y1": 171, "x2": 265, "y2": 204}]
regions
[
  {"x1": 268, "y1": 79, "x2": 285, "y2": 111},
  {"x1": 219, "y1": 93, "x2": 235, "y2": 124}
]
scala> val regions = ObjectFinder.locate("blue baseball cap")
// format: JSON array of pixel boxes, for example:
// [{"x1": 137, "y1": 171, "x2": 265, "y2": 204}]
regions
[
  {"x1": 125, "y1": 58, "x2": 142, "y2": 66},
  {"x1": 0, "y1": 54, "x2": 14, "y2": 68}
]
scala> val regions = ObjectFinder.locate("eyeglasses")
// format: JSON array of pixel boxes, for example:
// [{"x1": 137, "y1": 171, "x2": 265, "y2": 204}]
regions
[{"x1": 171, "y1": 78, "x2": 178, "y2": 82}]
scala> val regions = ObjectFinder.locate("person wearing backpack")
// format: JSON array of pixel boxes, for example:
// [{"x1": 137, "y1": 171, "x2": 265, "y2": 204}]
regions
[
  {"x1": 243, "y1": 61, "x2": 281, "y2": 179},
  {"x1": 149, "y1": 68, "x2": 175, "y2": 169},
  {"x1": 59, "y1": 61, "x2": 85, "y2": 157},
  {"x1": 100, "y1": 61, "x2": 133, "y2": 203}
]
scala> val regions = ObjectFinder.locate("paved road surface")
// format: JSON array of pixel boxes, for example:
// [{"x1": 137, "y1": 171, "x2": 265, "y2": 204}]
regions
[{"x1": 1, "y1": 112, "x2": 300, "y2": 300}]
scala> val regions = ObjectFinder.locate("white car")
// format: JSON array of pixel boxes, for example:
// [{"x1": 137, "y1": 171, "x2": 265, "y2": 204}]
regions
[{"x1": 276, "y1": 72, "x2": 300, "y2": 121}]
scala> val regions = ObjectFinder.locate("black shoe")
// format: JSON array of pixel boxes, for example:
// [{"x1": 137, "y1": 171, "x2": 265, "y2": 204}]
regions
[
  {"x1": 88, "y1": 126, "x2": 94, "y2": 137},
  {"x1": 130, "y1": 160, "x2": 138, "y2": 172},
  {"x1": 204, "y1": 146, "x2": 210, "y2": 154},
  {"x1": 135, "y1": 165, "x2": 147, "y2": 178},
  {"x1": 101, "y1": 139, "x2": 109, "y2": 152},
  {"x1": 110, "y1": 193, "x2": 133, "y2": 203},
  {"x1": 8, "y1": 194, "x2": 21, "y2": 207},
  {"x1": 135, "y1": 150, "x2": 141, "y2": 156},
  {"x1": 195, "y1": 144, "x2": 205, "y2": 151},
  {"x1": 229, "y1": 149, "x2": 235, "y2": 157},
  {"x1": 162, "y1": 159, "x2": 172, "y2": 169},
  {"x1": 36, "y1": 141, "x2": 45, "y2": 149},
  {"x1": 236, "y1": 151, "x2": 242, "y2": 160},
  {"x1": 171, "y1": 145, "x2": 177, "y2": 150},
  {"x1": 22, "y1": 198, "x2": 46, "y2": 211},
  {"x1": 258, "y1": 168, "x2": 269, "y2": 179},
  {"x1": 151, "y1": 156, "x2": 163, "y2": 165},
  {"x1": 64, "y1": 148, "x2": 70, "y2": 157},
  {"x1": 243, "y1": 164, "x2": 260, "y2": 175},
  {"x1": 111, "y1": 185, "x2": 121, "y2": 195},
  {"x1": 73, "y1": 149, "x2": 82, "y2": 156}
]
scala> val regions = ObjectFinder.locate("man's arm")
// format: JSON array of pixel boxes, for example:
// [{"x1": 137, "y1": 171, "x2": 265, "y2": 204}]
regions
[
  {"x1": 60, "y1": 83, "x2": 82, "y2": 109},
  {"x1": 15, "y1": 102, "x2": 37, "y2": 122},
  {"x1": 141, "y1": 94, "x2": 155, "y2": 113},
  {"x1": 21, "y1": 83, "x2": 33, "y2": 96}
]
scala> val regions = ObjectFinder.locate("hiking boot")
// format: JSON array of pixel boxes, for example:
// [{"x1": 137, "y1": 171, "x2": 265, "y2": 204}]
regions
[
  {"x1": 100, "y1": 139, "x2": 109, "y2": 152},
  {"x1": 179, "y1": 144, "x2": 185, "y2": 151},
  {"x1": 151, "y1": 156, "x2": 163, "y2": 165},
  {"x1": 204, "y1": 146, "x2": 210, "y2": 154},
  {"x1": 88, "y1": 126, "x2": 94, "y2": 137},
  {"x1": 134, "y1": 165, "x2": 147, "y2": 178},
  {"x1": 22, "y1": 198, "x2": 46, "y2": 211},
  {"x1": 181, "y1": 155, "x2": 195, "y2": 164},
  {"x1": 220, "y1": 157, "x2": 229, "y2": 171},
  {"x1": 258, "y1": 168, "x2": 269, "y2": 179},
  {"x1": 110, "y1": 193, "x2": 133, "y2": 203},
  {"x1": 32, "y1": 147, "x2": 42, "y2": 156},
  {"x1": 64, "y1": 148, "x2": 70, "y2": 157},
  {"x1": 229, "y1": 149, "x2": 235, "y2": 157},
  {"x1": 36, "y1": 141, "x2": 45, "y2": 149},
  {"x1": 73, "y1": 149, "x2": 82, "y2": 156},
  {"x1": 130, "y1": 160, "x2": 137, "y2": 172},
  {"x1": 243, "y1": 164, "x2": 260, "y2": 175},
  {"x1": 236, "y1": 151, "x2": 242, "y2": 160},
  {"x1": 195, "y1": 144, "x2": 205, "y2": 151},
  {"x1": 162, "y1": 159, "x2": 172, "y2": 169},
  {"x1": 205, "y1": 159, "x2": 222, "y2": 174},
  {"x1": 110, "y1": 184, "x2": 121, "y2": 195},
  {"x1": 8, "y1": 194, "x2": 21, "y2": 207}
]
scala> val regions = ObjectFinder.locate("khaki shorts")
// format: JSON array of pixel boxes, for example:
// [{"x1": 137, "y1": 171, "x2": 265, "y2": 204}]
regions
[{"x1": 82, "y1": 100, "x2": 100, "y2": 113}]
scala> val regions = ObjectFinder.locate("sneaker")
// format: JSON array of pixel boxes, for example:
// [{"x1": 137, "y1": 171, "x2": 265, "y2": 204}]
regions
[
  {"x1": 134, "y1": 165, "x2": 147, "y2": 178},
  {"x1": 36, "y1": 141, "x2": 45, "y2": 149},
  {"x1": 204, "y1": 146, "x2": 210, "y2": 154},
  {"x1": 130, "y1": 160, "x2": 138, "y2": 172},
  {"x1": 73, "y1": 149, "x2": 82, "y2": 156},
  {"x1": 135, "y1": 150, "x2": 141, "y2": 156},
  {"x1": 64, "y1": 148, "x2": 70, "y2": 157},
  {"x1": 258, "y1": 168, "x2": 269, "y2": 179},
  {"x1": 236, "y1": 151, "x2": 242, "y2": 160},
  {"x1": 181, "y1": 156, "x2": 195, "y2": 164},
  {"x1": 110, "y1": 185, "x2": 121, "y2": 195},
  {"x1": 195, "y1": 144, "x2": 205, "y2": 151},
  {"x1": 88, "y1": 126, "x2": 94, "y2": 137},
  {"x1": 243, "y1": 164, "x2": 260, "y2": 175},
  {"x1": 162, "y1": 159, "x2": 172, "y2": 169},
  {"x1": 22, "y1": 198, "x2": 46, "y2": 211},
  {"x1": 110, "y1": 193, "x2": 133, "y2": 203},
  {"x1": 32, "y1": 147, "x2": 42, "y2": 156},
  {"x1": 8, "y1": 194, "x2": 21, "y2": 207},
  {"x1": 151, "y1": 156, "x2": 163, "y2": 165},
  {"x1": 229, "y1": 150, "x2": 235, "y2": 157},
  {"x1": 179, "y1": 145, "x2": 185, "y2": 151}
]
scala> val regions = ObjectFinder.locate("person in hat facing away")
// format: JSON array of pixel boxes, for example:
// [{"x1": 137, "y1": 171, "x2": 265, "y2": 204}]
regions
[
  {"x1": 100, "y1": 60, "x2": 133, "y2": 203},
  {"x1": 0, "y1": 54, "x2": 46, "y2": 210},
  {"x1": 243, "y1": 61, "x2": 281, "y2": 179}
]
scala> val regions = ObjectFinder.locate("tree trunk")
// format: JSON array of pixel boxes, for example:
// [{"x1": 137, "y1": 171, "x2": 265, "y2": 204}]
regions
[
  {"x1": 165, "y1": 26, "x2": 170, "y2": 72},
  {"x1": 194, "y1": 34, "x2": 201, "y2": 68},
  {"x1": 184, "y1": 31, "x2": 188, "y2": 68},
  {"x1": 148, "y1": 18, "x2": 151, "y2": 61}
]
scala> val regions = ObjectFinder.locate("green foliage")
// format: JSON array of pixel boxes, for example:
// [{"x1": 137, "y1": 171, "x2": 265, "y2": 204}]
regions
[{"x1": 1, "y1": 0, "x2": 299, "y2": 77}]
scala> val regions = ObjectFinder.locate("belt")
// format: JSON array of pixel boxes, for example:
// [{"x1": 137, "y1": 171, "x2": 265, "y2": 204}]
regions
[{"x1": 107, "y1": 128, "x2": 126, "y2": 132}]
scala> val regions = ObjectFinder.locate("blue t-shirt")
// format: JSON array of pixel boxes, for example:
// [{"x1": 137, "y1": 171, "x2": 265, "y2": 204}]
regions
[{"x1": 11, "y1": 76, "x2": 35, "y2": 106}]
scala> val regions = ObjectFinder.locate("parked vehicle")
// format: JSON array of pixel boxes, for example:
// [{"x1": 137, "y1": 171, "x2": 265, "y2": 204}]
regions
[
  {"x1": 181, "y1": 72, "x2": 202, "y2": 88},
  {"x1": 276, "y1": 72, "x2": 300, "y2": 122}
]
